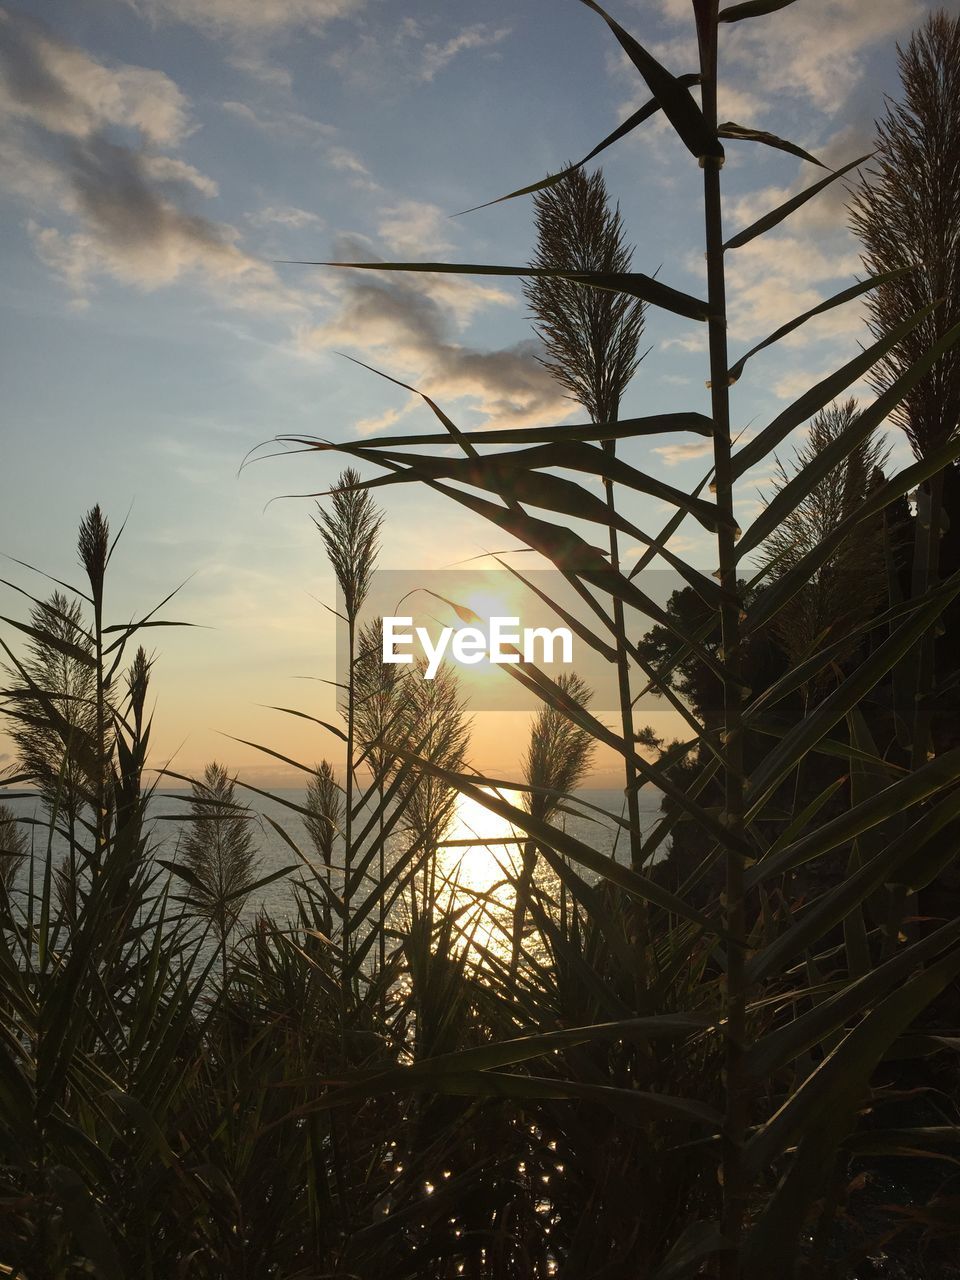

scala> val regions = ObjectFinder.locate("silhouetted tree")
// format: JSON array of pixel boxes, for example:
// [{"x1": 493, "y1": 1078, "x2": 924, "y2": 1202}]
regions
[
  {"x1": 634, "y1": 587, "x2": 724, "y2": 731},
  {"x1": 762, "y1": 400, "x2": 889, "y2": 676}
]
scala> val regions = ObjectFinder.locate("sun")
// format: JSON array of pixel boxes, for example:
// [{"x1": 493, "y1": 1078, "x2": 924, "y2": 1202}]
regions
[{"x1": 458, "y1": 588, "x2": 514, "y2": 624}]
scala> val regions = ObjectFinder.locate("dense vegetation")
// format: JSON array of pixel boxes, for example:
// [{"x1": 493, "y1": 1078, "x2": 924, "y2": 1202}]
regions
[{"x1": 2, "y1": 3, "x2": 960, "y2": 1277}]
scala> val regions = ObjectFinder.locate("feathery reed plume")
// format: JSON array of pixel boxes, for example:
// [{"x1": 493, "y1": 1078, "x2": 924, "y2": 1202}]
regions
[
  {"x1": 355, "y1": 618, "x2": 407, "y2": 981},
  {"x1": 850, "y1": 11, "x2": 960, "y2": 764},
  {"x1": 850, "y1": 12, "x2": 960, "y2": 463},
  {"x1": 3, "y1": 591, "x2": 94, "y2": 787},
  {"x1": 524, "y1": 167, "x2": 645, "y2": 426},
  {"x1": 512, "y1": 672, "x2": 595, "y2": 972},
  {"x1": 182, "y1": 762, "x2": 261, "y2": 982},
  {"x1": 78, "y1": 506, "x2": 113, "y2": 863},
  {"x1": 78, "y1": 504, "x2": 110, "y2": 608},
  {"x1": 305, "y1": 760, "x2": 342, "y2": 935},
  {"x1": 523, "y1": 673, "x2": 597, "y2": 822},
  {"x1": 0, "y1": 803, "x2": 28, "y2": 894},
  {"x1": 314, "y1": 468, "x2": 383, "y2": 975},
  {"x1": 305, "y1": 760, "x2": 342, "y2": 871},
  {"x1": 3, "y1": 589, "x2": 95, "y2": 809},
  {"x1": 397, "y1": 660, "x2": 470, "y2": 925},
  {"x1": 354, "y1": 619, "x2": 407, "y2": 778},
  {"x1": 524, "y1": 168, "x2": 646, "y2": 872},
  {"x1": 314, "y1": 467, "x2": 382, "y2": 624},
  {"x1": 125, "y1": 646, "x2": 152, "y2": 740}
]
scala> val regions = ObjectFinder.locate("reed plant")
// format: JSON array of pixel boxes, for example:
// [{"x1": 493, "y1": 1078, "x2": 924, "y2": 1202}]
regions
[
  {"x1": 280, "y1": 1, "x2": 960, "y2": 1273},
  {"x1": 3, "y1": 4, "x2": 960, "y2": 1277}
]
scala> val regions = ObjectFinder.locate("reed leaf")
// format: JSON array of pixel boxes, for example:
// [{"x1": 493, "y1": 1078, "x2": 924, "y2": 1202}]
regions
[
  {"x1": 297, "y1": 259, "x2": 711, "y2": 320},
  {"x1": 576, "y1": 0, "x2": 723, "y2": 161},
  {"x1": 727, "y1": 267, "x2": 911, "y2": 385},
  {"x1": 459, "y1": 75, "x2": 701, "y2": 214}
]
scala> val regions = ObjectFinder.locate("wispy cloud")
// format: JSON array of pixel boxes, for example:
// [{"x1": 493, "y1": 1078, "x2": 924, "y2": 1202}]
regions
[
  {"x1": 651, "y1": 439, "x2": 715, "y2": 466},
  {"x1": 653, "y1": 433, "x2": 754, "y2": 467},
  {"x1": 326, "y1": 144, "x2": 374, "y2": 181},
  {"x1": 418, "y1": 24, "x2": 511, "y2": 83},
  {"x1": 653, "y1": 0, "x2": 924, "y2": 114},
  {"x1": 329, "y1": 18, "x2": 511, "y2": 92},
  {"x1": 219, "y1": 100, "x2": 378, "y2": 191},
  {"x1": 220, "y1": 99, "x2": 335, "y2": 144},
  {"x1": 130, "y1": 0, "x2": 367, "y2": 36},
  {"x1": 0, "y1": 9, "x2": 299, "y2": 309},
  {"x1": 375, "y1": 200, "x2": 453, "y2": 254},
  {"x1": 299, "y1": 228, "x2": 570, "y2": 431},
  {"x1": 355, "y1": 404, "x2": 410, "y2": 435},
  {"x1": 724, "y1": 232, "x2": 864, "y2": 349},
  {"x1": 0, "y1": 8, "x2": 549, "y2": 439},
  {"x1": 247, "y1": 204, "x2": 324, "y2": 230},
  {"x1": 0, "y1": 7, "x2": 190, "y2": 145},
  {"x1": 721, "y1": 0, "x2": 925, "y2": 115}
]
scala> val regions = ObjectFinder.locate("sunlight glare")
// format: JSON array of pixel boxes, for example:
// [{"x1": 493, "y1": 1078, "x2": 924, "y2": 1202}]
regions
[{"x1": 442, "y1": 789, "x2": 523, "y2": 893}]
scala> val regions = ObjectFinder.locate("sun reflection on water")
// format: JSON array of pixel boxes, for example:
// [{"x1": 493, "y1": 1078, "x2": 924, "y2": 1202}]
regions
[{"x1": 437, "y1": 788, "x2": 525, "y2": 955}]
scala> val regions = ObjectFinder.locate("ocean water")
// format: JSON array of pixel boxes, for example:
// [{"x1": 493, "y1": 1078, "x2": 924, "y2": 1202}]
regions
[{"x1": 3, "y1": 785, "x2": 668, "y2": 930}]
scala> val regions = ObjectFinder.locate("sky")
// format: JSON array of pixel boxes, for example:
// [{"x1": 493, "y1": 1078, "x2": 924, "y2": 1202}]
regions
[{"x1": 0, "y1": 0, "x2": 955, "y2": 789}]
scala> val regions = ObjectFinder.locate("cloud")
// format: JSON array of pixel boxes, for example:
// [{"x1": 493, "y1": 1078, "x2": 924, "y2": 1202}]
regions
[
  {"x1": 651, "y1": 439, "x2": 715, "y2": 466},
  {"x1": 418, "y1": 24, "x2": 511, "y2": 82},
  {"x1": 716, "y1": 83, "x2": 769, "y2": 125},
  {"x1": 653, "y1": 0, "x2": 926, "y2": 115},
  {"x1": 0, "y1": 7, "x2": 190, "y2": 145},
  {"x1": 722, "y1": 0, "x2": 926, "y2": 115},
  {"x1": 220, "y1": 99, "x2": 378, "y2": 188},
  {"x1": 653, "y1": 433, "x2": 754, "y2": 467},
  {"x1": 0, "y1": 9, "x2": 300, "y2": 310},
  {"x1": 299, "y1": 233, "x2": 571, "y2": 430},
  {"x1": 329, "y1": 17, "x2": 511, "y2": 92},
  {"x1": 0, "y1": 12, "x2": 562, "y2": 432},
  {"x1": 326, "y1": 144, "x2": 372, "y2": 177},
  {"x1": 715, "y1": 124, "x2": 881, "y2": 359},
  {"x1": 225, "y1": 49, "x2": 293, "y2": 90},
  {"x1": 355, "y1": 404, "x2": 410, "y2": 435},
  {"x1": 140, "y1": 153, "x2": 219, "y2": 196},
  {"x1": 724, "y1": 127, "x2": 874, "y2": 240},
  {"x1": 770, "y1": 364, "x2": 871, "y2": 403},
  {"x1": 662, "y1": 332, "x2": 707, "y2": 354},
  {"x1": 723, "y1": 232, "x2": 864, "y2": 347},
  {"x1": 247, "y1": 204, "x2": 324, "y2": 229},
  {"x1": 220, "y1": 99, "x2": 335, "y2": 144},
  {"x1": 130, "y1": 0, "x2": 366, "y2": 36},
  {"x1": 375, "y1": 200, "x2": 452, "y2": 255},
  {"x1": 26, "y1": 136, "x2": 273, "y2": 294}
]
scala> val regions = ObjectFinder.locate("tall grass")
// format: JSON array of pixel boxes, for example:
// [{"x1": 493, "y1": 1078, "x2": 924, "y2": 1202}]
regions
[{"x1": 2, "y1": 4, "x2": 960, "y2": 1277}]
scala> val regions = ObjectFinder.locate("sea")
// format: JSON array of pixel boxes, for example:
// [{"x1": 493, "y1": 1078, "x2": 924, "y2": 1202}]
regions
[{"x1": 2, "y1": 785, "x2": 669, "y2": 930}]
